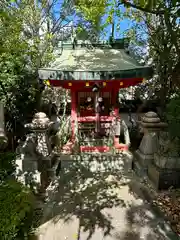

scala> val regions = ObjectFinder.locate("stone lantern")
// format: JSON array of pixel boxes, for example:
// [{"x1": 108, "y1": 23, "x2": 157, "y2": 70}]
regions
[
  {"x1": 25, "y1": 112, "x2": 53, "y2": 159},
  {"x1": 26, "y1": 112, "x2": 54, "y2": 190},
  {"x1": 0, "y1": 102, "x2": 7, "y2": 150},
  {"x1": 16, "y1": 112, "x2": 54, "y2": 191},
  {"x1": 133, "y1": 111, "x2": 167, "y2": 176}
]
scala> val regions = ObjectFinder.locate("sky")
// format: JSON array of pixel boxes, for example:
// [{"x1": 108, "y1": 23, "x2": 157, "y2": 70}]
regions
[
  {"x1": 102, "y1": 5, "x2": 135, "y2": 40},
  {"x1": 53, "y1": 1, "x2": 135, "y2": 41},
  {"x1": 102, "y1": 17, "x2": 134, "y2": 40}
]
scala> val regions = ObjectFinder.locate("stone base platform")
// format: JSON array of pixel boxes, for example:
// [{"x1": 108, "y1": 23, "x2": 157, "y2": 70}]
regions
[
  {"x1": 59, "y1": 152, "x2": 133, "y2": 173},
  {"x1": 132, "y1": 151, "x2": 150, "y2": 177},
  {"x1": 132, "y1": 159, "x2": 147, "y2": 177},
  {"x1": 148, "y1": 163, "x2": 180, "y2": 190}
]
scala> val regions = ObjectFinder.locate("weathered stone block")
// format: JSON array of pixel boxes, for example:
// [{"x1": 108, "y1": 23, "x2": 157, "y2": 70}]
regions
[
  {"x1": 60, "y1": 152, "x2": 133, "y2": 173},
  {"x1": 148, "y1": 163, "x2": 180, "y2": 190},
  {"x1": 134, "y1": 149, "x2": 153, "y2": 168},
  {"x1": 16, "y1": 158, "x2": 38, "y2": 172},
  {"x1": 148, "y1": 132, "x2": 180, "y2": 190}
]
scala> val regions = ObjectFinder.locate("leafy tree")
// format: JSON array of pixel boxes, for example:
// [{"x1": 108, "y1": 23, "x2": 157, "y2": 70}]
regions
[
  {"x1": 125, "y1": 2, "x2": 179, "y2": 110},
  {"x1": 75, "y1": 0, "x2": 180, "y2": 18},
  {"x1": 0, "y1": 0, "x2": 74, "y2": 140},
  {"x1": 167, "y1": 93, "x2": 180, "y2": 138},
  {"x1": 74, "y1": 0, "x2": 179, "y2": 114},
  {"x1": 0, "y1": 179, "x2": 36, "y2": 240}
]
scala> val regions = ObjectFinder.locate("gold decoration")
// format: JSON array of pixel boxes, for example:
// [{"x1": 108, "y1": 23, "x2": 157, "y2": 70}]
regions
[
  {"x1": 120, "y1": 82, "x2": 123, "y2": 86},
  {"x1": 85, "y1": 82, "x2": 89, "y2": 87},
  {"x1": 44, "y1": 80, "x2": 50, "y2": 86},
  {"x1": 68, "y1": 82, "x2": 72, "y2": 86},
  {"x1": 103, "y1": 82, "x2": 107, "y2": 86}
]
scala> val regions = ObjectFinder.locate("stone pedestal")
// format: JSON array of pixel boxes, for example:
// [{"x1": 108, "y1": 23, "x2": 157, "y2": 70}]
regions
[
  {"x1": 148, "y1": 163, "x2": 180, "y2": 190},
  {"x1": 148, "y1": 132, "x2": 180, "y2": 190},
  {"x1": 15, "y1": 133, "x2": 41, "y2": 190},
  {"x1": 16, "y1": 156, "x2": 41, "y2": 188},
  {"x1": 133, "y1": 112, "x2": 167, "y2": 176}
]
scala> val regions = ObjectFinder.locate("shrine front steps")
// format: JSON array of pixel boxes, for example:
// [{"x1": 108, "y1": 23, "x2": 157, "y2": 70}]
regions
[{"x1": 58, "y1": 152, "x2": 133, "y2": 174}]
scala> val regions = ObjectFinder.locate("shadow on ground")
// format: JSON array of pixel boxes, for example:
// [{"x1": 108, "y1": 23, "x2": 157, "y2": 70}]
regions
[
  {"x1": 44, "y1": 155, "x2": 127, "y2": 240},
  {"x1": 33, "y1": 154, "x2": 179, "y2": 240}
]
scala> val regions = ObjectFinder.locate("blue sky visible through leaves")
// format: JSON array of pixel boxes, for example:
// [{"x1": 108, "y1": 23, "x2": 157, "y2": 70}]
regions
[
  {"x1": 102, "y1": 5, "x2": 135, "y2": 39},
  {"x1": 53, "y1": 1, "x2": 135, "y2": 40}
]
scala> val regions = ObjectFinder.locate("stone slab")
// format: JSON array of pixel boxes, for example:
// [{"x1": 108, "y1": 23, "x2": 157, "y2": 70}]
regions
[
  {"x1": 134, "y1": 149, "x2": 153, "y2": 167},
  {"x1": 16, "y1": 159, "x2": 38, "y2": 172}
]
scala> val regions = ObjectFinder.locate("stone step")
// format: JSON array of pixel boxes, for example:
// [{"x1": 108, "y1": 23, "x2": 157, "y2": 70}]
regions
[
  {"x1": 80, "y1": 138, "x2": 108, "y2": 142},
  {"x1": 59, "y1": 152, "x2": 133, "y2": 173}
]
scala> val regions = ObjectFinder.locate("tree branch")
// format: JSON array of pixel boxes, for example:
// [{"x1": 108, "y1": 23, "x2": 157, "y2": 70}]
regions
[{"x1": 118, "y1": 0, "x2": 164, "y2": 15}]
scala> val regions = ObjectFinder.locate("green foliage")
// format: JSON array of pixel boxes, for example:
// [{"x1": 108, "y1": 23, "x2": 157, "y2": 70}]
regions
[
  {"x1": 0, "y1": 6, "x2": 35, "y2": 133},
  {"x1": 117, "y1": 0, "x2": 179, "y2": 105},
  {"x1": 0, "y1": 152, "x2": 16, "y2": 180},
  {"x1": 0, "y1": 53, "x2": 37, "y2": 119},
  {"x1": 75, "y1": 0, "x2": 107, "y2": 24},
  {"x1": 0, "y1": 0, "x2": 59, "y2": 137},
  {"x1": 0, "y1": 180, "x2": 35, "y2": 240},
  {"x1": 75, "y1": 0, "x2": 180, "y2": 45},
  {"x1": 166, "y1": 94, "x2": 180, "y2": 138},
  {"x1": 137, "y1": 0, "x2": 158, "y2": 9},
  {"x1": 0, "y1": 153, "x2": 37, "y2": 239}
]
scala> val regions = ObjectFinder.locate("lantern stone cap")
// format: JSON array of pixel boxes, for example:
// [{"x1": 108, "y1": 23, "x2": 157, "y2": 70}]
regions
[
  {"x1": 34, "y1": 112, "x2": 47, "y2": 119},
  {"x1": 140, "y1": 111, "x2": 168, "y2": 129},
  {"x1": 144, "y1": 111, "x2": 159, "y2": 118},
  {"x1": 142, "y1": 111, "x2": 160, "y2": 123},
  {"x1": 32, "y1": 112, "x2": 50, "y2": 123},
  {"x1": 25, "y1": 112, "x2": 53, "y2": 130}
]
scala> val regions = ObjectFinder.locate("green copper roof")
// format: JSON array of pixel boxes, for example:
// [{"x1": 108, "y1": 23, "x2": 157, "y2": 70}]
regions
[{"x1": 38, "y1": 39, "x2": 153, "y2": 80}]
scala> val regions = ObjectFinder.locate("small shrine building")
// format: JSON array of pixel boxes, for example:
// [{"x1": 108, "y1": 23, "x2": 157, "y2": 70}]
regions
[{"x1": 38, "y1": 39, "x2": 152, "y2": 153}]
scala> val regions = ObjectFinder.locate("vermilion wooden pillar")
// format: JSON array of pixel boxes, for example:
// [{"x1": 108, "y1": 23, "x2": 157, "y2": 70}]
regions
[
  {"x1": 95, "y1": 91, "x2": 100, "y2": 135},
  {"x1": 112, "y1": 89, "x2": 119, "y2": 116},
  {"x1": 71, "y1": 89, "x2": 77, "y2": 141}
]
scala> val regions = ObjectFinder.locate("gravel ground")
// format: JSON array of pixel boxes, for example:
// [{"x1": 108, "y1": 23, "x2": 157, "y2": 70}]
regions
[{"x1": 154, "y1": 190, "x2": 180, "y2": 236}]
